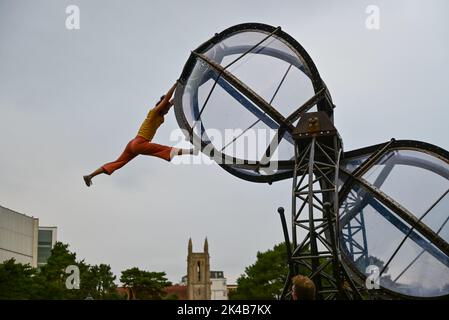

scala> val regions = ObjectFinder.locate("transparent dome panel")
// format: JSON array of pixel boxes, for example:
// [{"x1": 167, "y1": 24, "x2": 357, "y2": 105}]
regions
[
  {"x1": 362, "y1": 149, "x2": 449, "y2": 231},
  {"x1": 340, "y1": 186, "x2": 409, "y2": 263},
  {"x1": 182, "y1": 58, "x2": 296, "y2": 162},
  {"x1": 182, "y1": 60, "x2": 213, "y2": 130},
  {"x1": 204, "y1": 31, "x2": 307, "y2": 72},
  {"x1": 340, "y1": 183, "x2": 449, "y2": 297},
  {"x1": 203, "y1": 30, "x2": 314, "y2": 118},
  {"x1": 421, "y1": 191, "x2": 449, "y2": 247},
  {"x1": 382, "y1": 232, "x2": 449, "y2": 297},
  {"x1": 176, "y1": 24, "x2": 331, "y2": 182}
]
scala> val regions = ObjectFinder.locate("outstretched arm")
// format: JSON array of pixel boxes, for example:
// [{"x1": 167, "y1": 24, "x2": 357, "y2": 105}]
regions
[{"x1": 154, "y1": 82, "x2": 178, "y2": 115}]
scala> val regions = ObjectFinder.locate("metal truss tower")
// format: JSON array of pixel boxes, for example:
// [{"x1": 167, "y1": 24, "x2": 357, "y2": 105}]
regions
[{"x1": 279, "y1": 111, "x2": 362, "y2": 300}]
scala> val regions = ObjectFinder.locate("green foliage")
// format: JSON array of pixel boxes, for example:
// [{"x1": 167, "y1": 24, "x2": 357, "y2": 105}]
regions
[
  {"x1": 120, "y1": 267, "x2": 172, "y2": 300},
  {"x1": 229, "y1": 242, "x2": 315, "y2": 300},
  {"x1": 0, "y1": 241, "x2": 174, "y2": 300},
  {"x1": 38, "y1": 242, "x2": 77, "y2": 299},
  {"x1": 229, "y1": 243, "x2": 292, "y2": 300},
  {"x1": 0, "y1": 242, "x2": 122, "y2": 300},
  {"x1": 0, "y1": 258, "x2": 40, "y2": 299}
]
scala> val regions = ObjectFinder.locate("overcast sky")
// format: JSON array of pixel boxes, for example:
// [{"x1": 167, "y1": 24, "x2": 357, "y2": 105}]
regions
[{"x1": 1, "y1": 0, "x2": 448, "y2": 285}]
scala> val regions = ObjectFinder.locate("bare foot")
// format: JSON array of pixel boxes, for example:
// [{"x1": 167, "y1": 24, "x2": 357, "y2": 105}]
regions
[{"x1": 83, "y1": 175, "x2": 92, "y2": 187}]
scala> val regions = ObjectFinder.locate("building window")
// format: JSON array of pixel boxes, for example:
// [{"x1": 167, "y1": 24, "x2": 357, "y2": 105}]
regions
[
  {"x1": 38, "y1": 230, "x2": 53, "y2": 266},
  {"x1": 197, "y1": 261, "x2": 201, "y2": 282}
]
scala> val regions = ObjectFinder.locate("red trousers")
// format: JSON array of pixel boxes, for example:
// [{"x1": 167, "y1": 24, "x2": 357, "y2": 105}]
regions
[{"x1": 102, "y1": 136, "x2": 173, "y2": 175}]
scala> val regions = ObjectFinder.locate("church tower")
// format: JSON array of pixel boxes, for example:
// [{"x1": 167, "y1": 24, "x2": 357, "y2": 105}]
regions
[{"x1": 187, "y1": 238, "x2": 211, "y2": 300}]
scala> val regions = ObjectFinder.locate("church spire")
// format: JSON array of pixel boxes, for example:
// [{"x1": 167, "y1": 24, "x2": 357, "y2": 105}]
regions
[
  {"x1": 188, "y1": 238, "x2": 192, "y2": 254},
  {"x1": 204, "y1": 237, "x2": 209, "y2": 253}
]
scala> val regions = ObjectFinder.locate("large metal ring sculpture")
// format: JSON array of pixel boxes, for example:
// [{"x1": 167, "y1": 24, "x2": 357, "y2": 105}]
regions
[
  {"x1": 174, "y1": 23, "x2": 449, "y2": 299},
  {"x1": 340, "y1": 140, "x2": 449, "y2": 298},
  {"x1": 174, "y1": 23, "x2": 334, "y2": 183}
]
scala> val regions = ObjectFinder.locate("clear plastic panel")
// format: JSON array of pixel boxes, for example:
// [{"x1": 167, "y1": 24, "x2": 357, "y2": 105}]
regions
[
  {"x1": 383, "y1": 234, "x2": 449, "y2": 297},
  {"x1": 340, "y1": 180, "x2": 449, "y2": 297},
  {"x1": 204, "y1": 31, "x2": 306, "y2": 71},
  {"x1": 181, "y1": 29, "x2": 321, "y2": 172},
  {"x1": 182, "y1": 59, "x2": 295, "y2": 162},
  {"x1": 363, "y1": 150, "x2": 449, "y2": 232},
  {"x1": 204, "y1": 30, "x2": 314, "y2": 118},
  {"x1": 422, "y1": 192, "x2": 449, "y2": 246},
  {"x1": 340, "y1": 186, "x2": 409, "y2": 265}
]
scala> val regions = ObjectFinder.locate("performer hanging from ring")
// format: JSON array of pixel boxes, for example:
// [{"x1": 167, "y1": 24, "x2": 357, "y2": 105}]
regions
[{"x1": 83, "y1": 82, "x2": 197, "y2": 187}]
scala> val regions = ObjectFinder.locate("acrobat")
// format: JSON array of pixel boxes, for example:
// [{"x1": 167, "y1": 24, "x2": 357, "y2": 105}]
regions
[{"x1": 83, "y1": 81, "x2": 198, "y2": 187}]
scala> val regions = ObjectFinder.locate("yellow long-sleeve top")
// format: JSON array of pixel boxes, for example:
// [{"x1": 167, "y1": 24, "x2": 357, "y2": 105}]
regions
[{"x1": 137, "y1": 108, "x2": 165, "y2": 141}]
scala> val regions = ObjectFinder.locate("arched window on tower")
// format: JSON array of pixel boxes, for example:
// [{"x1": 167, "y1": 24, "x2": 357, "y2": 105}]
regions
[{"x1": 197, "y1": 261, "x2": 201, "y2": 282}]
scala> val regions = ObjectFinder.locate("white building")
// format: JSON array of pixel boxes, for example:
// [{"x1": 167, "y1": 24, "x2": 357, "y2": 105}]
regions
[
  {"x1": 0, "y1": 205, "x2": 57, "y2": 268},
  {"x1": 181, "y1": 270, "x2": 228, "y2": 300},
  {"x1": 210, "y1": 271, "x2": 228, "y2": 300}
]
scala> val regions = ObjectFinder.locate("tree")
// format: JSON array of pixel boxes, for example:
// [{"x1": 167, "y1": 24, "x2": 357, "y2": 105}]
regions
[
  {"x1": 82, "y1": 263, "x2": 119, "y2": 299},
  {"x1": 38, "y1": 242, "x2": 78, "y2": 299},
  {"x1": 0, "y1": 242, "x2": 172, "y2": 300},
  {"x1": 229, "y1": 242, "x2": 316, "y2": 300},
  {"x1": 0, "y1": 259, "x2": 42, "y2": 299},
  {"x1": 37, "y1": 242, "x2": 122, "y2": 299},
  {"x1": 229, "y1": 243, "x2": 291, "y2": 300},
  {"x1": 0, "y1": 242, "x2": 123, "y2": 300},
  {"x1": 120, "y1": 267, "x2": 172, "y2": 300}
]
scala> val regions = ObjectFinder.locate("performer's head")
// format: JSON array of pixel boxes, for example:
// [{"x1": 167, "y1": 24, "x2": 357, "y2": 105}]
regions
[{"x1": 291, "y1": 275, "x2": 316, "y2": 300}]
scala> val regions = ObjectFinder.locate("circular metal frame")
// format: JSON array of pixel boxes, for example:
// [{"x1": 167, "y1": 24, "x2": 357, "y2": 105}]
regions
[
  {"x1": 174, "y1": 23, "x2": 333, "y2": 183},
  {"x1": 339, "y1": 139, "x2": 449, "y2": 299},
  {"x1": 173, "y1": 22, "x2": 449, "y2": 300}
]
